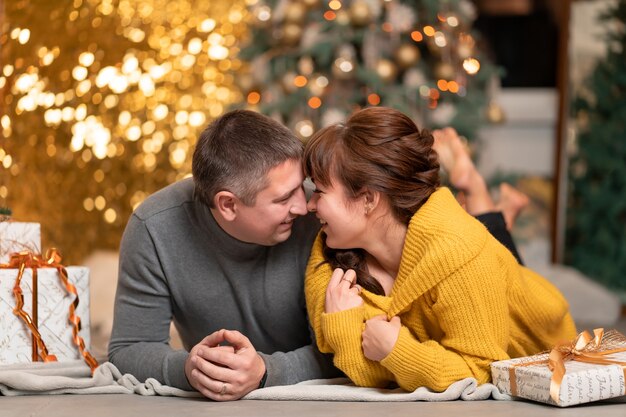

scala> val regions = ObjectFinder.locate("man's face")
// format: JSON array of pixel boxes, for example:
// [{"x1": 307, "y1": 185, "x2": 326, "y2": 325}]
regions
[{"x1": 232, "y1": 159, "x2": 308, "y2": 246}]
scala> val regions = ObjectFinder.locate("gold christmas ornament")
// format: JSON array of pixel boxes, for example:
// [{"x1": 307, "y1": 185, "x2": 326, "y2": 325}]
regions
[
  {"x1": 281, "y1": 72, "x2": 298, "y2": 93},
  {"x1": 282, "y1": 23, "x2": 303, "y2": 46},
  {"x1": 457, "y1": 43, "x2": 473, "y2": 59},
  {"x1": 435, "y1": 62, "x2": 455, "y2": 80},
  {"x1": 376, "y1": 59, "x2": 398, "y2": 82},
  {"x1": 486, "y1": 101, "x2": 506, "y2": 124},
  {"x1": 336, "y1": 10, "x2": 351, "y2": 26},
  {"x1": 333, "y1": 44, "x2": 357, "y2": 80},
  {"x1": 294, "y1": 119, "x2": 314, "y2": 139},
  {"x1": 298, "y1": 56, "x2": 315, "y2": 75},
  {"x1": 236, "y1": 73, "x2": 256, "y2": 94},
  {"x1": 309, "y1": 74, "x2": 328, "y2": 96},
  {"x1": 284, "y1": 2, "x2": 307, "y2": 24},
  {"x1": 403, "y1": 68, "x2": 426, "y2": 88},
  {"x1": 394, "y1": 44, "x2": 421, "y2": 69},
  {"x1": 349, "y1": 1, "x2": 372, "y2": 27},
  {"x1": 252, "y1": 5, "x2": 272, "y2": 27},
  {"x1": 332, "y1": 57, "x2": 355, "y2": 80},
  {"x1": 425, "y1": 37, "x2": 443, "y2": 57}
]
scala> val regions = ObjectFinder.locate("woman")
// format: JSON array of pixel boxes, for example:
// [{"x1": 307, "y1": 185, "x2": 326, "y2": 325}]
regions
[{"x1": 304, "y1": 107, "x2": 576, "y2": 392}]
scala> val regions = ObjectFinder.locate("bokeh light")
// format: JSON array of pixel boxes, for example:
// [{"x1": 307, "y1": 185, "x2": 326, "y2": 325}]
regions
[{"x1": 1, "y1": 0, "x2": 248, "y2": 262}]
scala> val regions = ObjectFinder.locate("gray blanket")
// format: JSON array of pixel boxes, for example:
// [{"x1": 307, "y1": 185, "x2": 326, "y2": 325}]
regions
[{"x1": 0, "y1": 360, "x2": 510, "y2": 401}]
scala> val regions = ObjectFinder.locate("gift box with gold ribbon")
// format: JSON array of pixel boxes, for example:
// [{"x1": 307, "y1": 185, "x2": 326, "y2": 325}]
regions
[
  {"x1": 0, "y1": 250, "x2": 98, "y2": 371},
  {"x1": 0, "y1": 221, "x2": 41, "y2": 264},
  {"x1": 491, "y1": 328, "x2": 626, "y2": 407}
]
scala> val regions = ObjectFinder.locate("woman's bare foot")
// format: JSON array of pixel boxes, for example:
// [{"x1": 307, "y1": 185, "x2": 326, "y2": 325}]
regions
[
  {"x1": 495, "y1": 183, "x2": 529, "y2": 230},
  {"x1": 432, "y1": 128, "x2": 495, "y2": 215}
]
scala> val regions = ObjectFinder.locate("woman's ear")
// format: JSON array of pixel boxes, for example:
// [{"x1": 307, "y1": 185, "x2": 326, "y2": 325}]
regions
[
  {"x1": 213, "y1": 191, "x2": 238, "y2": 221},
  {"x1": 361, "y1": 188, "x2": 381, "y2": 215}
]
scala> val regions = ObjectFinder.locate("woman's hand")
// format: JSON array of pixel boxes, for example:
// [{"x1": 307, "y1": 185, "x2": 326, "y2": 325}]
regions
[
  {"x1": 362, "y1": 315, "x2": 401, "y2": 362},
  {"x1": 325, "y1": 268, "x2": 363, "y2": 313}
]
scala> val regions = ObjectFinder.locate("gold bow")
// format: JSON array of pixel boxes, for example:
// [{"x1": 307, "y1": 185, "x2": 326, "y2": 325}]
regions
[
  {"x1": 509, "y1": 328, "x2": 626, "y2": 404},
  {"x1": 1, "y1": 250, "x2": 99, "y2": 372}
]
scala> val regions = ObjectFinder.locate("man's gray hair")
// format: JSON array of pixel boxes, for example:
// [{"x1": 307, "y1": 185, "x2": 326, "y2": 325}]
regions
[{"x1": 192, "y1": 110, "x2": 303, "y2": 207}]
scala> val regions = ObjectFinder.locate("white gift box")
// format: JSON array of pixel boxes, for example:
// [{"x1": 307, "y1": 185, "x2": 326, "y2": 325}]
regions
[
  {"x1": 0, "y1": 266, "x2": 91, "y2": 365},
  {"x1": 0, "y1": 222, "x2": 41, "y2": 264},
  {"x1": 491, "y1": 350, "x2": 626, "y2": 407}
]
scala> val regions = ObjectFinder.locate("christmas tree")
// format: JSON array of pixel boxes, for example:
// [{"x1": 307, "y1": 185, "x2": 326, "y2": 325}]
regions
[
  {"x1": 238, "y1": 0, "x2": 499, "y2": 141},
  {"x1": 565, "y1": 0, "x2": 626, "y2": 292}
]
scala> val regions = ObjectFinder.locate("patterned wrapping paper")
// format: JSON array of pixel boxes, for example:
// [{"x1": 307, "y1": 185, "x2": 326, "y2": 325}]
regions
[
  {"x1": 491, "y1": 349, "x2": 626, "y2": 407},
  {"x1": 0, "y1": 222, "x2": 41, "y2": 264},
  {"x1": 0, "y1": 266, "x2": 91, "y2": 365}
]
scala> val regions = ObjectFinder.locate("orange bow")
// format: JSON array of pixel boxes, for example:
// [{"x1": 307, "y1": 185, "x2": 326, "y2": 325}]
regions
[{"x1": 1, "y1": 250, "x2": 98, "y2": 373}]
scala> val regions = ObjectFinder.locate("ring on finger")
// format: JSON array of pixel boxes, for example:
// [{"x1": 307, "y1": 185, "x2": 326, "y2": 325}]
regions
[
  {"x1": 341, "y1": 277, "x2": 353, "y2": 284},
  {"x1": 220, "y1": 383, "x2": 227, "y2": 395}
]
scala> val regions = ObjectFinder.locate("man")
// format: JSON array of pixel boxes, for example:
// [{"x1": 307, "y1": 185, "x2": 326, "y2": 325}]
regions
[{"x1": 108, "y1": 109, "x2": 339, "y2": 401}]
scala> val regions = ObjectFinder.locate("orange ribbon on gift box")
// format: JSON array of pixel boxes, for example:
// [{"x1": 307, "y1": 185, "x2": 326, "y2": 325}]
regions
[
  {"x1": 1, "y1": 249, "x2": 98, "y2": 373},
  {"x1": 509, "y1": 328, "x2": 626, "y2": 404}
]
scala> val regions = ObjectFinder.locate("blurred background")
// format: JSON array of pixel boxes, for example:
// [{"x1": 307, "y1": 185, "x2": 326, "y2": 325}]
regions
[{"x1": 1, "y1": 0, "x2": 625, "y2": 355}]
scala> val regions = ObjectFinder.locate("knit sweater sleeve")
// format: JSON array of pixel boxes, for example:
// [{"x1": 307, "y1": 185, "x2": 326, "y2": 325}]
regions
[
  {"x1": 305, "y1": 234, "x2": 394, "y2": 387},
  {"x1": 108, "y1": 214, "x2": 192, "y2": 390},
  {"x1": 381, "y1": 255, "x2": 511, "y2": 392}
]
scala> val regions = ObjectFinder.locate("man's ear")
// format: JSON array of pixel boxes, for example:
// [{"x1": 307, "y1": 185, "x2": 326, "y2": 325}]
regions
[{"x1": 213, "y1": 191, "x2": 239, "y2": 221}]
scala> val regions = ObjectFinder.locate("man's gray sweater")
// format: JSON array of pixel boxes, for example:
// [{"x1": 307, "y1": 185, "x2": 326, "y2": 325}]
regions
[{"x1": 108, "y1": 178, "x2": 338, "y2": 390}]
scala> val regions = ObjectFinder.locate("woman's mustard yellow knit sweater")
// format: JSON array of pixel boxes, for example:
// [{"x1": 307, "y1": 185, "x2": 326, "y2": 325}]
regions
[{"x1": 305, "y1": 187, "x2": 576, "y2": 392}]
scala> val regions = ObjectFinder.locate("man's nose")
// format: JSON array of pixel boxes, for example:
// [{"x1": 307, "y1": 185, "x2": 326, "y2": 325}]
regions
[{"x1": 290, "y1": 187, "x2": 308, "y2": 216}]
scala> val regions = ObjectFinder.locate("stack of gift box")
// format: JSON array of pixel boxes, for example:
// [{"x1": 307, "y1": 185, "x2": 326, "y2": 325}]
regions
[{"x1": 0, "y1": 218, "x2": 95, "y2": 368}]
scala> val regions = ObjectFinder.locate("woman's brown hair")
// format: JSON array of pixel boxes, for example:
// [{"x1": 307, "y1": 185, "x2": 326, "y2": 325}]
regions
[{"x1": 304, "y1": 107, "x2": 440, "y2": 295}]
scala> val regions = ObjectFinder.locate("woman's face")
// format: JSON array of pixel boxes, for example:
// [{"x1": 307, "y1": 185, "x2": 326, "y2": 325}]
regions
[{"x1": 307, "y1": 178, "x2": 368, "y2": 249}]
